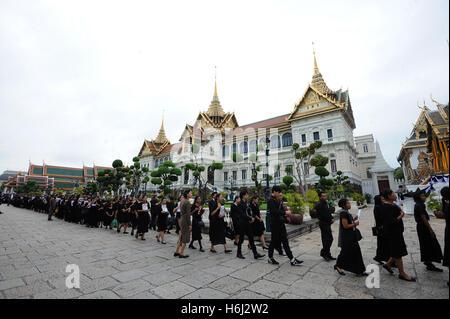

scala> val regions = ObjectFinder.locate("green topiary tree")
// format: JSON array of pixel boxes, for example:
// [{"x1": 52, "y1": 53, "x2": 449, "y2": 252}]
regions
[
  {"x1": 291, "y1": 140, "x2": 323, "y2": 194},
  {"x1": 310, "y1": 154, "x2": 334, "y2": 192},
  {"x1": 280, "y1": 175, "x2": 296, "y2": 193},
  {"x1": 150, "y1": 160, "x2": 182, "y2": 196}
]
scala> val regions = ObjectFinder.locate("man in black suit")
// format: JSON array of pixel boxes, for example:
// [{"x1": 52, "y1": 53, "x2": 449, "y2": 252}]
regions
[
  {"x1": 315, "y1": 191, "x2": 335, "y2": 261},
  {"x1": 236, "y1": 190, "x2": 264, "y2": 260}
]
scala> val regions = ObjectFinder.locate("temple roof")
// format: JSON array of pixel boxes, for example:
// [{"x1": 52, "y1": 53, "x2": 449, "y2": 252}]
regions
[{"x1": 154, "y1": 119, "x2": 170, "y2": 145}]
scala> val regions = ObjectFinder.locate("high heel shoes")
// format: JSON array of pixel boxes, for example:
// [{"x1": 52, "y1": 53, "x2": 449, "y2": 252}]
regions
[{"x1": 334, "y1": 265, "x2": 345, "y2": 276}]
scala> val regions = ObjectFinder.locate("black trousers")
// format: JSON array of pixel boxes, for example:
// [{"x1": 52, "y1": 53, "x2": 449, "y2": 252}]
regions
[
  {"x1": 268, "y1": 223, "x2": 293, "y2": 260},
  {"x1": 150, "y1": 212, "x2": 157, "y2": 230},
  {"x1": 319, "y1": 221, "x2": 333, "y2": 257},
  {"x1": 237, "y1": 222, "x2": 257, "y2": 256}
]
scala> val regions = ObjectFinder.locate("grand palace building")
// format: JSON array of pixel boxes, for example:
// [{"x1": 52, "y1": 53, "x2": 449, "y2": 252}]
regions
[{"x1": 137, "y1": 53, "x2": 398, "y2": 197}]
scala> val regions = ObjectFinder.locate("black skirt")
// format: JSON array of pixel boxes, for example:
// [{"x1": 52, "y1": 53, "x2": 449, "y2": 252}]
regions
[
  {"x1": 388, "y1": 233, "x2": 408, "y2": 259},
  {"x1": 117, "y1": 211, "x2": 129, "y2": 224},
  {"x1": 336, "y1": 239, "x2": 366, "y2": 274},
  {"x1": 157, "y1": 213, "x2": 168, "y2": 232},
  {"x1": 209, "y1": 216, "x2": 226, "y2": 245},
  {"x1": 252, "y1": 219, "x2": 265, "y2": 237},
  {"x1": 137, "y1": 212, "x2": 150, "y2": 234},
  {"x1": 417, "y1": 224, "x2": 443, "y2": 263}
]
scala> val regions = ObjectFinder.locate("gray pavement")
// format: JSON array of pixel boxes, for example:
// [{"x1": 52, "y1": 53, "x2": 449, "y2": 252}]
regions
[{"x1": 0, "y1": 204, "x2": 448, "y2": 299}]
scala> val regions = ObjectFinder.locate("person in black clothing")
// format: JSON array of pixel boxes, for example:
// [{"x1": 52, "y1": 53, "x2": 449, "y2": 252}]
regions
[
  {"x1": 414, "y1": 191, "x2": 443, "y2": 271},
  {"x1": 166, "y1": 197, "x2": 175, "y2": 234},
  {"x1": 103, "y1": 201, "x2": 114, "y2": 230},
  {"x1": 136, "y1": 195, "x2": 150, "y2": 240},
  {"x1": 334, "y1": 198, "x2": 367, "y2": 276},
  {"x1": 156, "y1": 198, "x2": 169, "y2": 244},
  {"x1": 116, "y1": 198, "x2": 130, "y2": 234},
  {"x1": 150, "y1": 195, "x2": 159, "y2": 231},
  {"x1": 209, "y1": 193, "x2": 231, "y2": 253},
  {"x1": 250, "y1": 195, "x2": 269, "y2": 250},
  {"x1": 236, "y1": 190, "x2": 264, "y2": 260},
  {"x1": 373, "y1": 195, "x2": 388, "y2": 264},
  {"x1": 267, "y1": 186, "x2": 303, "y2": 266},
  {"x1": 315, "y1": 191, "x2": 335, "y2": 261},
  {"x1": 174, "y1": 195, "x2": 183, "y2": 235},
  {"x1": 230, "y1": 196, "x2": 241, "y2": 246},
  {"x1": 381, "y1": 189, "x2": 416, "y2": 282},
  {"x1": 129, "y1": 196, "x2": 139, "y2": 236},
  {"x1": 440, "y1": 186, "x2": 449, "y2": 287},
  {"x1": 189, "y1": 196, "x2": 205, "y2": 251}
]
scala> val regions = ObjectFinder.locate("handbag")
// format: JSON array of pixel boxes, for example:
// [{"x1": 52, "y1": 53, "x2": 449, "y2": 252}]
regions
[
  {"x1": 355, "y1": 228, "x2": 363, "y2": 241},
  {"x1": 225, "y1": 226, "x2": 234, "y2": 240},
  {"x1": 111, "y1": 218, "x2": 118, "y2": 228}
]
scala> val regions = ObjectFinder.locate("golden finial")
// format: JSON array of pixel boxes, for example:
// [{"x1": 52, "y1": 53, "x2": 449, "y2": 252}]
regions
[
  {"x1": 312, "y1": 42, "x2": 318, "y2": 71},
  {"x1": 214, "y1": 66, "x2": 218, "y2": 97}
]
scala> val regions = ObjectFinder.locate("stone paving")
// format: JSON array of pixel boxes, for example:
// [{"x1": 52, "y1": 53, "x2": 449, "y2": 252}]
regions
[{"x1": 0, "y1": 204, "x2": 448, "y2": 299}]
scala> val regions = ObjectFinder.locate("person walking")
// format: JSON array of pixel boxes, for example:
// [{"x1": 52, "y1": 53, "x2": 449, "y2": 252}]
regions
[
  {"x1": 267, "y1": 186, "x2": 303, "y2": 266},
  {"x1": 236, "y1": 190, "x2": 264, "y2": 260},
  {"x1": 334, "y1": 198, "x2": 367, "y2": 276},
  {"x1": 230, "y1": 196, "x2": 241, "y2": 246},
  {"x1": 414, "y1": 191, "x2": 443, "y2": 272},
  {"x1": 135, "y1": 196, "x2": 150, "y2": 240},
  {"x1": 315, "y1": 191, "x2": 335, "y2": 261},
  {"x1": 250, "y1": 195, "x2": 269, "y2": 250},
  {"x1": 189, "y1": 195, "x2": 205, "y2": 252},
  {"x1": 381, "y1": 189, "x2": 416, "y2": 282},
  {"x1": 48, "y1": 195, "x2": 57, "y2": 221},
  {"x1": 174, "y1": 190, "x2": 192, "y2": 258},
  {"x1": 440, "y1": 186, "x2": 449, "y2": 286},
  {"x1": 150, "y1": 195, "x2": 159, "y2": 231},
  {"x1": 156, "y1": 198, "x2": 169, "y2": 244},
  {"x1": 208, "y1": 193, "x2": 231, "y2": 253}
]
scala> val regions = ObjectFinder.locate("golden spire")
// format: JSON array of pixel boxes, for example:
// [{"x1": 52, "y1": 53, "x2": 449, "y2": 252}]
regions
[
  {"x1": 310, "y1": 44, "x2": 332, "y2": 95},
  {"x1": 154, "y1": 113, "x2": 169, "y2": 145},
  {"x1": 206, "y1": 66, "x2": 225, "y2": 118}
]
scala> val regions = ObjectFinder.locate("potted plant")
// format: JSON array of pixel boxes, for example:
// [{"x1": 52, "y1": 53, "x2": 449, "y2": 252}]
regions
[
  {"x1": 285, "y1": 193, "x2": 305, "y2": 225},
  {"x1": 352, "y1": 193, "x2": 365, "y2": 206}
]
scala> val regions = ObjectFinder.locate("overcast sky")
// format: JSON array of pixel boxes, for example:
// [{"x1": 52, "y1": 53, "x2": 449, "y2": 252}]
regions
[{"x1": 0, "y1": 0, "x2": 448, "y2": 172}]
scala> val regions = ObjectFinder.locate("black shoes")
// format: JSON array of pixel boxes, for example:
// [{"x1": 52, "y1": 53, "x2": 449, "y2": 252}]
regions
[
  {"x1": 225, "y1": 250, "x2": 232, "y2": 254},
  {"x1": 254, "y1": 253, "x2": 265, "y2": 260},
  {"x1": 179, "y1": 255, "x2": 189, "y2": 259},
  {"x1": 199, "y1": 248, "x2": 205, "y2": 252},
  {"x1": 237, "y1": 254, "x2": 245, "y2": 259},
  {"x1": 426, "y1": 264, "x2": 443, "y2": 272},
  {"x1": 290, "y1": 258, "x2": 303, "y2": 266},
  {"x1": 334, "y1": 265, "x2": 345, "y2": 276},
  {"x1": 268, "y1": 258, "x2": 279, "y2": 265},
  {"x1": 174, "y1": 252, "x2": 180, "y2": 257}
]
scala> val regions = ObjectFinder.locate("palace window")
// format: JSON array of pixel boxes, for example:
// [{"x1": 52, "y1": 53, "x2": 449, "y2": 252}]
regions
[
  {"x1": 222, "y1": 145, "x2": 230, "y2": 158},
  {"x1": 249, "y1": 140, "x2": 258, "y2": 153},
  {"x1": 366, "y1": 168, "x2": 372, "y2": 178},
  {"x1": 270, "y1": 135, "x2": 281, "y2": 149},
  {"x1": 363, "y1": 144, "x2": 369, "y2": 153},
  {"x1": 240, "y1": 141, "x2": 248, "y2": 154},
  {"x1": 327, "y1": 129, "x2": 333, "y2": 141},
  {"x1": 282, "y1": 132, "x2": 293, "y2": 147},
  {"x1": 232, "y1": 171, "x2": 237, "y2": 181},
  {"x1": 313, "y1": 131, "x2": 320, "y2": 141},
  {"x1": 224, "y1": 171, "x2": 228, "y2": 181},
  {"x1": 242, "y1": 169, "x2": 247, "y2": 180},
  {"x1": 330, "y1": 159, "x2": 337, "y2": 173},
  {"x1": 301, "y1": 134, "x2": 306, "y2": 145},
  {"x1": 232, "y1": 143, "x2": 237, "y2": 154}
]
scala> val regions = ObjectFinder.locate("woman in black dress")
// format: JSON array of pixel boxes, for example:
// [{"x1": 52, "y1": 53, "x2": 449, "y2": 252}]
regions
[
  {"x1": 103, "y1": 201, "x2": 114, "y2": 230},
  {"x1": 381, "y1": 189, "x2": 416, "y2": 282},
  {"x1": 334, "y1": 198, "x2": 366, "y2": 276},
  {"x1": 373, "y1": 195, "x2": 388, "y2": 264},
  {"x1": 189, "y1": 196, "x2": 205, "y2": 252},
  {"x1": 250, "y1": 196, "x2": 268, "y2": 250},
  {"x1": 116, "y1": 198, "x2": 130, "y2": 234},
  {"x1": 156, "y1": 198, "x2": 169, "y2": 244},
  {"x1": 87, "y1": 198, "x2": 99, "y2": 228},
  {"x1": 129, "y1": 197, "x2": 139, "y2": 236},
  {"x1": 230, "y1": 196, "x2": 241, "y2": 246},
  {"x1": 209, "y1": 193, "x2": 230, "y2": 253},
  {"x1": 414, "y1": 191, "x2": 443, "y2": 271},
  {"x1": 136, "y1": 195, "x2": 150, "y2": 240},
  {"x1": 441, "y1": 186, "x2": 449, "y2": 286}
]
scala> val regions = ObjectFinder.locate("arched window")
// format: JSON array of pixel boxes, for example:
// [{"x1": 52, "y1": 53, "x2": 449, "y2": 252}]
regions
[
  {"x1": 270, "y1": 135, "x2": 281, "y2": 149},
  {"x1": 232, "y1": 143, "x2": 237, "y2": 154},
  {"x1": 239, "y1": 141, "x2": 248, "y2": 154},
  {"x1": 282, "y1": 133, "x2": 293, "y2": 147},
  {"x1": 222, "y1": 145, "x2": 230, "y2": 158},
  {"x1": 249, "y1": 140, "x2": 257, "y2": 153}
]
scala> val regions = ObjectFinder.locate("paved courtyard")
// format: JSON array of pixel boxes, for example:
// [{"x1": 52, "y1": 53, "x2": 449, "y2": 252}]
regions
[{"x1": 0, "y1": 204, "x2": 448, "y2": 299}]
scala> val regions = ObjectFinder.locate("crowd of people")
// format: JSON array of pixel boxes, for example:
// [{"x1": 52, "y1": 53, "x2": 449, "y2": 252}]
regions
[
  {"x1": 1, "y1": 185, "x2": 448, "y2": 285},
  {"x1": 313, "y1": 186, "x2": 449, "y2": 286}
]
